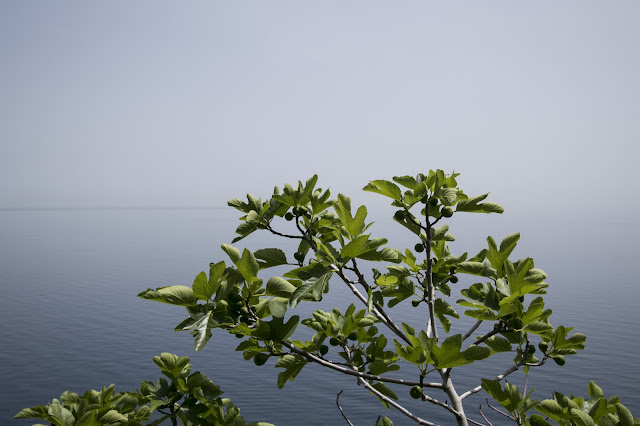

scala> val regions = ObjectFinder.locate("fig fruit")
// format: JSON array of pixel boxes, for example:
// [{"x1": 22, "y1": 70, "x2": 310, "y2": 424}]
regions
[
  {"x1": 552, "y1": 355, "x2": 565, "y2": 366},
  {"x1": 394, "y1": 210, "x2": 406, "y2": 221},
  {"x1": 441, "y1": 206, "x2": 454, "y2": 217},
  {"x1": 319, "y1": 345, "x2": 329, "y2": 355},
  {"x1": 449, "y1": 276, "x2": 458, "y2": 283},
  {"x1": 415, "y1": 243, "x2": 424, "y2": 253},
  {"x1": 411, "y1": 299, "x2": 421, "y2": 307},
  {"x1": 410, "y1": 385, "x2": 423, "y2": 399},
  {"x1": 329, "y1": 337, "x2": 340, "y2": 346},
  {"x1": 253, "y1": 353, "x2": 269, "y2": 366},
  {"x1": 347, "y1": 332, "x2": 358, "y2": 341},
  {"x1": 285, "y1": 212, "x2": 294, "y2": 221}
]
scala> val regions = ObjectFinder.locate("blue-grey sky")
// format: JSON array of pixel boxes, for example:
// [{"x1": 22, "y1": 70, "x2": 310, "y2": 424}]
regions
[{"x1": 1, "y1": 1, "x2": 639, "y2": 217}]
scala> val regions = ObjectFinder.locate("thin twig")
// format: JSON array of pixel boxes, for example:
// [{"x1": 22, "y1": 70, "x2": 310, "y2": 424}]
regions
[
  {"x1": 459, "y1": 359, "x2": 525, "y2": 400},
  {"x1": 468, "y1": 328, "x2": 500, "y2": 347},
  {"x1": 479, "y1": 405, "x2": 494, "y2": 426},
  {"x1": 334, "y1": 267, "x2": 412, "y2": 346},
  {"x1": 342, "y1": 345, "x2": 441, "y2": 426},
  {"x1": 348, "y1": 260, "x2": 412, "y2": 346},
  {"x1": 336, "y1": 390, "x2": 354, "y2": 426},
  {"x1": 486, "y1": 399, "x2": 514, "y2": 420},
  {"x1": 266, "y1": 224, "x2": 303, "y2": 240},
  {"x1": 462, "y1": 320, "x2": 483, "y2": 342}
]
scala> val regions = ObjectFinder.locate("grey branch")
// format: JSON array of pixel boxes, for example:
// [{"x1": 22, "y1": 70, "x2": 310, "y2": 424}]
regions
[
  {"x1": 280, "y1": 341, "x2": 442, "y2": 389},
  {"x1": 336, "y1": 390, "x2": 354, "y2": 426},
  {"x1": 479, "y1": 404, "x2": 494, "y2": 426},
  {"x1": 462, "y1": 320, "x2": 483, "y2": 342},
  {"x1": 343, "y1": 345, "x2": 441, "y2": 426},
  {"x1": 459, "y1": 359, "x2": 525, "y2": 400}
]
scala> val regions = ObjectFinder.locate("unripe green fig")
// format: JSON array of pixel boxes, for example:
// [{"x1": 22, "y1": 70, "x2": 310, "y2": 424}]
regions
[
  {"x1": 429, "y1": 198, "x2": 439, "y2": 207},
  {"x1": 285, "y1": 212, "x2": 294, "y2": 221},
  {"x1": 394, "y1": 210, "x2": 406, "y2": 221},
  {"x1": 441, "y1": 206, "x2": 454, "y2": 217},
  {"x1": 254, "y1": 353, "x2": 269, "y2": 366},
  {"x1": 347, "y1": 332, "x2": 358, "y2": 341},
  {"x1": 552, "y1": 355, "x2": 565, "y2": 366},
  {"x1": 538, "y1": 342, "x2": 549, "y2": 353},
  {"x1": 228, "y1": 293, "x2": 243, "y2": 303},
  {"x1": 411, "y1": 299, "x2": 421, "y2": 307},
  {"x1": 410, "y1": 385, "x2": 423, "y2": 399},
  {"x1": 319, "y1": 345, "x2": 329, "y2": 355},
  {"x1": 415, "y1": 243, "x2": 424, "y2": 253},
  {"x1": 509, "y1": 318, "x2": 524, "y2": 330},
  {"x1": 234, "y1": 333, "x2": 244, "y2": 339},
  {"x1": 294, "y1": 252, "x2": 304, "y2": 262},
  {"x1": 449, "y1": 276, "x2": 458, "y2": 283},
  {"x1": 527, "y1": 345, "x2": 536, "y2": 354},
  {"x1": 329, "y1": 337, "x2": 340, "y2": 346}
]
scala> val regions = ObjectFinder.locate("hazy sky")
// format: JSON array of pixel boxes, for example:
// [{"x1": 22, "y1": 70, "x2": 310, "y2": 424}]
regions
[{"x1": 1, "y1": 2, "x2": 639, "y2": 217}]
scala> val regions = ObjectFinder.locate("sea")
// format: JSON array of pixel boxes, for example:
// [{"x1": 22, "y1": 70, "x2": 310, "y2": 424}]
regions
[{"x1": 1, "y1": 206, "x2": 638, "y2": 425}]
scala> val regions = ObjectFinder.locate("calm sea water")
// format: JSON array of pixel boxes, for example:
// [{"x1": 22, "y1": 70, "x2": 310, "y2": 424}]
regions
[{"x1": 1, "y1": 207, "x2": 638, "y2": 425}]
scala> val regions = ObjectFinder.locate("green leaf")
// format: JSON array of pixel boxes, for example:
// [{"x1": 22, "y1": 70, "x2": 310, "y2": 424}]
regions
[
  {"x1": 375, "y1": 416, "x2": 394, "y2": 426},
  {"x1": 266, "y1": 277, "x2": 298, "y2": 298},
  {"x1": 536, "y1": 399, "x2": 566, "y2": 421},
  {"x1": 221, "y1": 243, "x2": 241, "y2": 263},
  {"x1": 393, "y1": 175, "x2": 417, "y2": 190},
  {"x1": 570, "y1": 408, "x2": 596, "y2": 426},
  {"x1": 456, "y1": 193, "x2": 504, "y2": 214},
  {"x1": 153, "y1": 353, "x2": 191, "y2": 382},
  {"x1": 14, "y1": 406, "x2": 48, "y2": 420},
  {"x1": 553, "y1": 326, "x2": 587, "y2": 351},
  {"x1": 363, "y1": 180, "x2": 402, "y2": 202},
  {"x1": 47, "y1": 404, "x2": 75, "y2": 426},
  {"x1": 371, "y1": 382, "x2": 398, "y2": 410},
  {"x1": 269, "y1": 299, "x2": 287, "y2": 318},
  {"x1": 529, "y1": 414, "x2": 553, "y2": 426},
  {"x1": 434, "y1": 298, "x2": 459, "y2": 333},
  {"x1": 254, "y1": 248, "x2": 288, "y2": 269},
  {"x1": 192, "y1": 271, "x2": 213, "y2": 301},
  {"x1": 615, "y1": 403, "x2": 634, "y2": 426},
  {"x1": 588, "y1": 381, "x2": 604, "y2": 399},
  {"x1": 236, "y1": 248, "x2": 260, "y2": 283},
  {"x1": 483, "y1": 336, "x2": 512, "y2": 353},
  {"x1": 289, "y1": 272, "x2": 332, "y2": 308},
  {"x1": 181, "y1": 311, "x2": 215, "y2": 351},
  {"x1": 441, "y1": 187, "x2": 458, "y2": 206},
  {"x1": 341, "y1": 235, "x2": 371, "y2": 260},
  {"x1": 275, "y1": 354, "x2": 307, "y2": 389},
  {"x1": 138, "y1": 285, "x2": 196, "y2": 306},
  {"x1": 431, "y1": 334, "x2": 487, "y2": 368}
]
